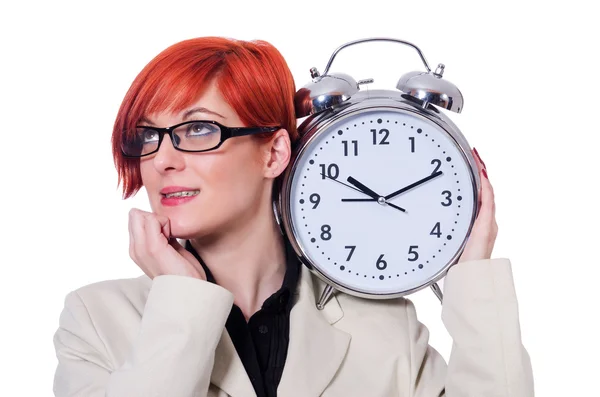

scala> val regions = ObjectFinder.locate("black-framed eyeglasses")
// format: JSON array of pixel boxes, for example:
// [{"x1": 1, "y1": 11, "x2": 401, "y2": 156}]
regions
[{"x1": 121, "y1": 120, "x2": 281, "y2": 158}]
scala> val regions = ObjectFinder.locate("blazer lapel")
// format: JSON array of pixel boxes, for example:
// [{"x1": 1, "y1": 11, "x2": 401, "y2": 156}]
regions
[
  {"x1": 211, "y1": 331, "x2": 257, "y2": 397},
  {"x1": 277, "y1": 266, "x2": 351, "y2": 397}
]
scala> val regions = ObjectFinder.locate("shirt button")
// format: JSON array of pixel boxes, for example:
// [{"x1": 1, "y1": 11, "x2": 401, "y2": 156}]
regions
[{"x1": 258, "y1": 324, "x2": 269, "y2": 334}]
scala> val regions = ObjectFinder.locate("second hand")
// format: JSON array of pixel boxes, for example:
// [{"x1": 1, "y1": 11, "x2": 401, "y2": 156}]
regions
[{"x1": 320, "y1": 173, "x2": 365, "y2": 194}]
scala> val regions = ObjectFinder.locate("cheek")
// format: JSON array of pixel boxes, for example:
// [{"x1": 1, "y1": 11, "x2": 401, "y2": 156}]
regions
[
  {"x1": 139, "y1": 161, "x2": 163, "y2": 211},
  {"x1": 201, "y1": 143, "x2": 264, "y2": 201},
  {"x1": 207, "y1": 154, "x2": 260, "y2": 192},
  {"x1": 139, "y1": 161, "x2": 159, "y2": 193},
  {"x1": 139, "y1": 161, "x2": 153, "y2": 185}
]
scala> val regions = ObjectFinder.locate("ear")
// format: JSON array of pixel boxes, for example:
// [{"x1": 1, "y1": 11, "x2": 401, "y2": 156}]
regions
[{"x1": 263, "y1": 129, "x2": 292, "y2": 179}]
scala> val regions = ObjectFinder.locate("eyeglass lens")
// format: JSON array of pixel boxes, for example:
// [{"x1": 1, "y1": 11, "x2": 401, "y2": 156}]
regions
[{"x1": 122, "y1": 121, "x2": 222, "y2": 156}]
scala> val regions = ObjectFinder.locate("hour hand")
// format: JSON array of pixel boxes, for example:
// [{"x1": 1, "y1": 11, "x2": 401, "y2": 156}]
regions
[{"x1": 347, "y1": 176, "x2": 381, "y2": 200}]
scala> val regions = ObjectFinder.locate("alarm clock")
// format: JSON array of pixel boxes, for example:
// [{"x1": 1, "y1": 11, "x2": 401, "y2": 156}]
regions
[{"x1": 276, "y1": 38, "x2": 481, "y2": 309}]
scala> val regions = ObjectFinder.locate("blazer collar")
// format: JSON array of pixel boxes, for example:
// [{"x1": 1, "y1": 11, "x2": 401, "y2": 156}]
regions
[
  {"x1": 209, "y1": 265, "x2": 350, "y2": 397},
  {"x1": 211, "y1": 331, "x2": 257, "y2": 397},
  {"x1": 276, "y1": 265, "x2": 351, "y2": 396}
]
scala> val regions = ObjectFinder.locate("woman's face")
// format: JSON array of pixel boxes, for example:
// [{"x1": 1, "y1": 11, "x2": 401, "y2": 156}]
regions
[{"x1": 139, "y1": 80, "x2": 274, "y2": 240}]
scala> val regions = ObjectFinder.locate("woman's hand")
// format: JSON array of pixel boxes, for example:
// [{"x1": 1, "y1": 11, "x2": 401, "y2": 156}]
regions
[
  {"x1": 128, "y1": 208, "x2": 207, "y2": 280},
  {"x1": 458, "y1": 148, "x2": 498, "y2": 262}
]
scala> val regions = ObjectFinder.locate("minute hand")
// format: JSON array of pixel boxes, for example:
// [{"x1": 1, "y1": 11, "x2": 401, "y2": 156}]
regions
[{"x1": 384, "y1": 171, "x2": 443, "y2": 200}]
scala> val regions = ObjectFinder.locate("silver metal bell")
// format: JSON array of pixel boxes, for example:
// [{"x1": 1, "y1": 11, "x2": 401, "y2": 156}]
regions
[
  {"x1": 396, "y1": 63, "x2": 464, "y2": 113},
  {"x1": 294, "y1": 70, "x2": 359, "y2": 118}
]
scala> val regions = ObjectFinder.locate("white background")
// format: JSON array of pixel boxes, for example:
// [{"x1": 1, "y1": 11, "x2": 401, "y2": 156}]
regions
[{"x1": 1, "y1": 0, "x2": 598, "y2": 395}]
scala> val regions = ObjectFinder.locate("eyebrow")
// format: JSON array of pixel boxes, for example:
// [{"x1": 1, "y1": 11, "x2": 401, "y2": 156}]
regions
[
  {"x1": 183, "y1": 107, "x2": 226, "y2": 120},
  {"x1": 138, "y1": 116, "x2": 154, "y2": 125},
  {"x1": 138, "y1": 107, "x2": 226, "y2": 126}
]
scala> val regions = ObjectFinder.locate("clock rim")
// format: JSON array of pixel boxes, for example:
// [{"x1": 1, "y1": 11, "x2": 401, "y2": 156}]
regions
[{"x1": 278, "y1": 93, "x2": 482, "y2": 299}]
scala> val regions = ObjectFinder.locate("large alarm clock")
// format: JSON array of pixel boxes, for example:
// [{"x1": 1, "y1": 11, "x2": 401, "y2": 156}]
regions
[{"x1": 276, "y1": 38, "x2": 481, "y2": 309}]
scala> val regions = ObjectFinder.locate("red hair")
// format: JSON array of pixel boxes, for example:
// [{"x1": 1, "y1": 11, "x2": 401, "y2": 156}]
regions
[{"x1": 111, "y1": 37, "x2": 298, "y2": 198}]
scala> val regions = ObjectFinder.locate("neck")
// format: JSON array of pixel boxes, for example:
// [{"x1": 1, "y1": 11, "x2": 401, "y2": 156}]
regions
[{"x1": 190, "y1": 207, "x2": 286, "y2": 321}]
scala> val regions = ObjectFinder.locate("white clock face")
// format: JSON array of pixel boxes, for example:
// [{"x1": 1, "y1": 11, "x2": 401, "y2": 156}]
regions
[{"x1": 288, "y1": 109, "x2": 476, "y2": 295}]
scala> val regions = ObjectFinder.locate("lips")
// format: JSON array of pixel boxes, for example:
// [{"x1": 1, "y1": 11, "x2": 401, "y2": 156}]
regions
[
  {"x1": 159, "y1": 186, "x2": 201, "y2": 206},
  {"x1": 160, "y1": 186, "x2": 200, "y2": 195}
]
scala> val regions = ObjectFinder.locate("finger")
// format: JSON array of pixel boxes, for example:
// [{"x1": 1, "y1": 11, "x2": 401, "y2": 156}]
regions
[
  {"x1": 130, "y1": 209, "x2": 148, "y2": 260},
  {"x1": 142, "y1": 213, "x2": 168, "y2": 256},
  {"x1": 169, "y1": 238, "x2": 191, "y2": 264},
  {"x1": 129, "y1": 208, "x2": 143, "y2": 259},
  {"x1": 472, "y1": 171, "x2": 495, "y2": 246},
  {"x1": 128, "y1": 209, "x2": 135, "y2": 259},
  {"x1": 472, "y1": 147, "x2": 487, "y2": 170},
  {"x1": 170, "y1": 239, "x2": 204, "y2": 277},
  {"x1": 128, "y1": 210, "x2": 154, "y2": 277},
  {"x1": 169, "y1": 238, "x2": 188, "y2": 257},
  {"x1": 472, "y1": 147, "x2": 490, "y2": 186},
  {"x1": 153, "y1": 213, "x2": 171, "y2": 239},
  {"x1": 471, "y1": 147, "x2": 485, "y2": 174},
  {"x1": 480, "y1": 165, "x2": 495, "y2": 216},
  {"x1": 471, "y1": 148, "x2": 485, "y2": 207}
]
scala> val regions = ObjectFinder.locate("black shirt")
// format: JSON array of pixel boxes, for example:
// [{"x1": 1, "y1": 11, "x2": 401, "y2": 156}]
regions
[{"x1": 185, "y1": 239, "x2": 300, "y2": 397}]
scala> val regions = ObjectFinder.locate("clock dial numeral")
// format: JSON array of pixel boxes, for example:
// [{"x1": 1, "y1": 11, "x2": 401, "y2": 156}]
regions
[
  {"x1": 430, "y1": 222, "x2": 442, "y2": 238},
  {"x1": 408, "y1": 245, "x2": 419, "y2": 261},
  {"x1": 431, "y1": 159, "x2": 442, "y2": 174},
  {"x1": 309, "y1": 193, "x2": 320, "y2": 209},
  {"x1": 371, "y1": 128, "x2": 390, "y2": 145},
  {"x1": 319, "y1": 163, "x2": 339, "y2": 180},
  {"x1": 376, "y1": 254, "x2": 387, "y2": 270},
  {"x1": 441, "y1": 190, "x2": 452, "y2": 206},
  {"x1": 409, "y1": 136, "x2": 415, "y2": 153},
  {"x1": 342, "y1": 140, "x2": 358, "y2": 156},
  {"x1": 345, "y1": 245, "x2": 356, "y2": 261},
  {"x1": 320, "y1": 224, "x2": 332, "y2": 240}
]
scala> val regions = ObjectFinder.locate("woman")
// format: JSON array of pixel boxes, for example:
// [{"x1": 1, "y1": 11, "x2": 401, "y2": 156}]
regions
[{"x1": 53, "y1": 37, "x2": 534, "y2": 397}]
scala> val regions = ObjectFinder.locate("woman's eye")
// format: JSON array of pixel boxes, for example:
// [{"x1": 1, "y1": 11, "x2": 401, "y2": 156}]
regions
[
  {"x1": 187, "y1": 122, "x2": 217, "y2": 136},
  {"x1": 142, "y1": 130, "x2": 159, "y2": 142}
]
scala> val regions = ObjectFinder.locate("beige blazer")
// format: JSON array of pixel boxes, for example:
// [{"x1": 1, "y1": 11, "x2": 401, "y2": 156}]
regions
[{"x1": 53, "y1": 257, "x2": 534, "y2": 396}]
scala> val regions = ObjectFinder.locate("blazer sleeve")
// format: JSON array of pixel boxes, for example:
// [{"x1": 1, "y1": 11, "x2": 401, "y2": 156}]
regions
[
  {"x1": 407, "y1": 258, "x2": 535, "y2": 397},
  {"x1": 53, "y1": 275, "x2": 234, "y2": 397}
]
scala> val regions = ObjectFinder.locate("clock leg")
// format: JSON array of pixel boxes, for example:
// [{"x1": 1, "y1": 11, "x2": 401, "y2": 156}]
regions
[
  {"x1": 317, "y1": 284, "x2": 335, "y2": 310},
  {"x1": 430, "y1": 283, "x2": 444, "y2": 304}
]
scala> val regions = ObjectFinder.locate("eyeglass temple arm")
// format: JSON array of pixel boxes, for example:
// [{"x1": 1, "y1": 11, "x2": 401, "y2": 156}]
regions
[{"x1": 229, "y1": 127, "x2": 281, "y2": 137}]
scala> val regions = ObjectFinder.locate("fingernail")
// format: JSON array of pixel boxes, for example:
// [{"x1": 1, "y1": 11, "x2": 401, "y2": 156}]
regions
[
  {"x1": 473, "y1": 147, "x2": 487, "y2": 169},
  {"x1": 482, "y1": 168, "x2": 488, "y2": 179}
]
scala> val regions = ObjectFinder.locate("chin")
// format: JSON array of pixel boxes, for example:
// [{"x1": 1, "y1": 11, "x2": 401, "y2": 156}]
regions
[
  {"x1": 150, "y1": 198, "x2": 203, "y2": 238},
  {"x1": 167, "y1": 216, "x2": 207, "y2": 240},
  {"x1": 151, "y1": 196, "x2": 242, "y2": 240}
]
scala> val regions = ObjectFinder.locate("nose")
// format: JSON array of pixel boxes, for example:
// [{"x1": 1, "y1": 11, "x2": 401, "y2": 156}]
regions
[{"x1": 153, "y1": 134, "x2": 185, "y2": 173}]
